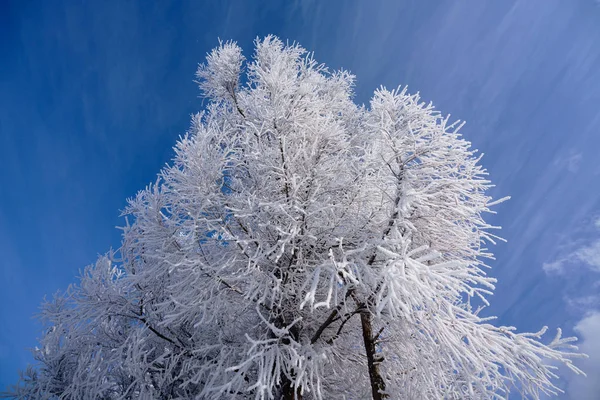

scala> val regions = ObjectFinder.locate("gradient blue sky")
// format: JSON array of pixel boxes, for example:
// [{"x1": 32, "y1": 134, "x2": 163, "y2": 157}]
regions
[{"x1": 1, "y1": 1, "x2": 600, "y2": 397}]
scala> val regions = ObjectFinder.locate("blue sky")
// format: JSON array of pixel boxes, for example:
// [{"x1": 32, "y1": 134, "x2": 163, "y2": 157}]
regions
[{"x1": 1, "y1": 0, "x2": 599, "y2": 396}]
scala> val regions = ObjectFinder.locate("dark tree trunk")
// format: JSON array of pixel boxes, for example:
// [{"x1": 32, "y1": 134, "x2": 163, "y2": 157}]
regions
[
  {"x1": 273, "y1": 311, "x2": 303, "y2": 400},
  {"x1": 281, "y1": 377, "x2": 303, "y2": 400},
  {"x1": 360, "y1": 311, "x2": 388, "y2": 400}
]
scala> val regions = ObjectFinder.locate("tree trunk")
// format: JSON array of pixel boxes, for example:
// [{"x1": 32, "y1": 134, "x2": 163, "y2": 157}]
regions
[
  {"x1": 281, "y1": 376, "x2": 303, "y2": 400},
  {"x1": 360, "y1": 311, "x2": 388, "y2": 400},
  {"x1": 274, "y1": 312, "x2": 303, "y2": 400}
]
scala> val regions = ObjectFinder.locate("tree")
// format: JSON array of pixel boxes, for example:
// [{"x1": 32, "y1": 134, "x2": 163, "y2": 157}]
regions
[{"x1": 5, "y1": 36, "x2": 585, "y2": 400}]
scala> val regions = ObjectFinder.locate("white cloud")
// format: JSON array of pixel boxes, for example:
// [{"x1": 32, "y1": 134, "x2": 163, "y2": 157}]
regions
[
  {"x1": 564, "y1": 312, "x2": 600, "y2": 399},
  {"x1": 543, "y1": 258, "x2": 568, "y2": 274},
  {"x1": 542, "y1": 240, "x2": 600, "y2": 275},
  {"x1": 574, "y1": 241, "x2": 600, "y2": 271},
  {"x1": 566, "y1": 295, "x2": 600, "y2": 308},
  {"x1": 543, "y1": 219, "x2": 600, "y2": 275}
]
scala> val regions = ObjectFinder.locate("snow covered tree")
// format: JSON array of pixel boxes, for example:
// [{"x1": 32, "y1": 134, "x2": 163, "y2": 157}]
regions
[{"x1": 5, "y1": 36, "x2": 586, "y2": 400}]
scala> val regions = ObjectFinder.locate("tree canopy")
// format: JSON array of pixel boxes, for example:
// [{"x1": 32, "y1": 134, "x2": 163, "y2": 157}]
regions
[{"x1": 5, "y1": 36, "x2": 585, "y2": 400}]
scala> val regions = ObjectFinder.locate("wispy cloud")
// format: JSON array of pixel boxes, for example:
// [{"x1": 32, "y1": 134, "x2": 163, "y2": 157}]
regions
[
  {"x1": 574, "y1": 241, "x2": 600, "y2": 271},
  {"x1": 553, "y1": 152, "x2": 583, "y2": 173},
  {"x1": 566, "y1": 293, "x2": 600, "y2": 310},
  {"x1": 543, "y1": 240, "x2": 600, "y2": 274},
  {"x1": 563, "y1": 312, "x2": 600, "y2": 399},
  {"x1": 543, "y1": 220, "x2": 600, "y2": 274},
  {"x1": 543, "y1": 258, "x2": 569, "y2": 274}
]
